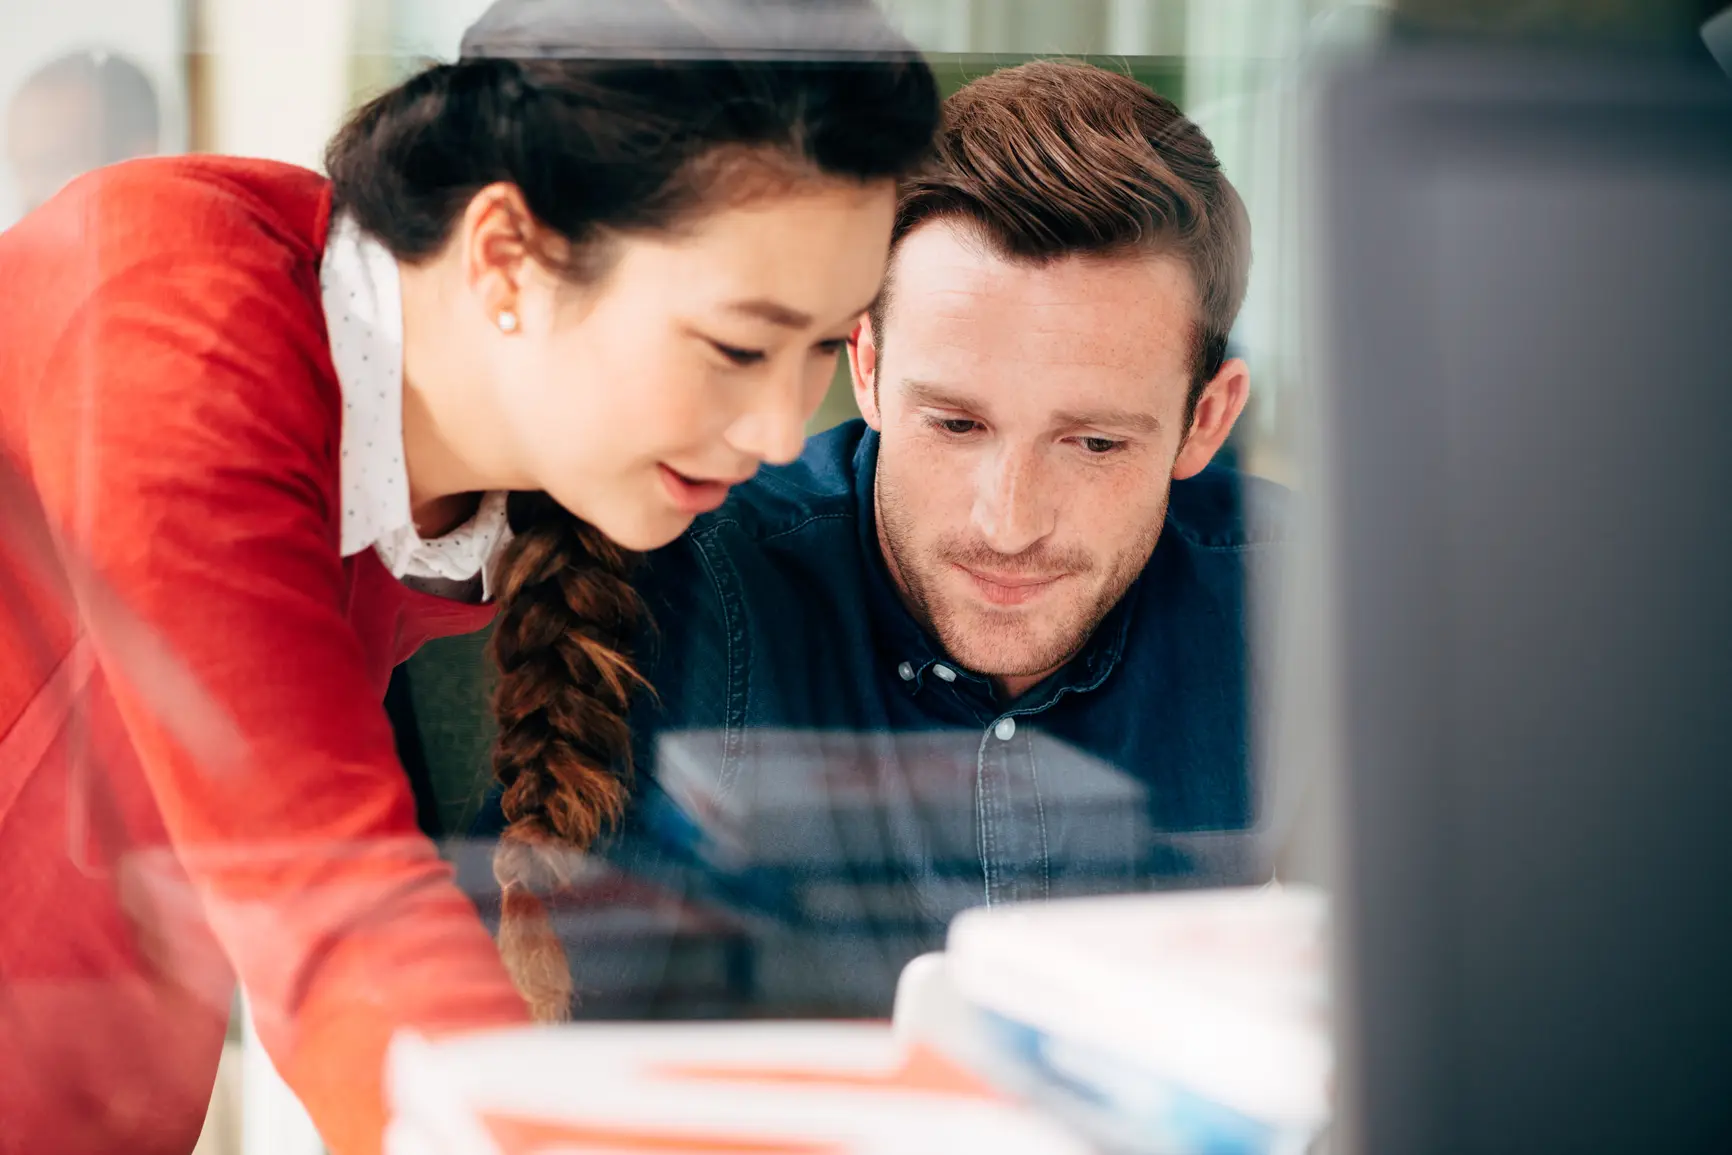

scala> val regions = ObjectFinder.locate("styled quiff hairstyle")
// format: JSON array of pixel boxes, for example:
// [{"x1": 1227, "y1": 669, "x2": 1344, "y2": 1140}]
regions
[{"x1": 872, "y1": 59, "x2": 1250, "y2": 418}]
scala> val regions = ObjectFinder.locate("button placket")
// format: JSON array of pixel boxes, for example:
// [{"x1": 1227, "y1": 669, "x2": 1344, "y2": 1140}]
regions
[{"x1": 976, "y1": 713, "x2": 1050, "y2": 907}]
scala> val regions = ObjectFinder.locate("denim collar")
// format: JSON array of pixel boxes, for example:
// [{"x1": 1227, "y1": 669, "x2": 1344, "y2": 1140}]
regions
[{"x1": 849, "y1": 428, "x2": 1135, "y2": 709}]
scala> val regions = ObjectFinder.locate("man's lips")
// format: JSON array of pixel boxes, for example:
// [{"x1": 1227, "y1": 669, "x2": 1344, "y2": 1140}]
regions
[{"x1": 954, "y1": 563, "x2": 1069, "y2": 607}]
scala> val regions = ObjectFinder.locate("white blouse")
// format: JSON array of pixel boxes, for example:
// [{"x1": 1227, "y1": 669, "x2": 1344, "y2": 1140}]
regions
[{"x1": 319, "y1": 212, "x2": 511, "y2": 601}]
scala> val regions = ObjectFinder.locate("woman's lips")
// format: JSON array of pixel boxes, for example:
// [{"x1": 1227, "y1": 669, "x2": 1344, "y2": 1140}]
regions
[{"x1": 659, "y1": 464, "x2": 748, "y2": 515}]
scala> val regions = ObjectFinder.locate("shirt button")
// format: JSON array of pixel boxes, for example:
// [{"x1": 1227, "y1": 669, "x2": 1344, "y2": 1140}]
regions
[
  {"x1": 933, "y1": 665, "x2": 957, "y2": 683},
  {"x1": 898, "y1": 662, "x2": 915, "y2": 681},
  {"x1": 994, "y1": 717, "x2": 1017, "y2": 741}
]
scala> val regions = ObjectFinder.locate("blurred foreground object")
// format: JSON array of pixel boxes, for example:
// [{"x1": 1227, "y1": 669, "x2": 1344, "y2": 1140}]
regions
[
  {"x1": 1393, "y1": 0, "x2": 1727, "y2": 47},
  {"x1": 1307, "y1": 41, "x2": 1732, "y2": 1155},
  {"x1": 383, "y1": 1021, "x2": 1092, "y2": 1155},
  {"x1": 895, "y1": 888, "x2": 1329, "y2": 1155},
  {"x1": 1704, "y1": 4, "x2": 1732, "y2": 73}
]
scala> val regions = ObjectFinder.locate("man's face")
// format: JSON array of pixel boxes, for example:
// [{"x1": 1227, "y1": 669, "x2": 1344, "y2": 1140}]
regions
[{"x1": 853, "y1": 219, "x2": 1247, "y2": 697}]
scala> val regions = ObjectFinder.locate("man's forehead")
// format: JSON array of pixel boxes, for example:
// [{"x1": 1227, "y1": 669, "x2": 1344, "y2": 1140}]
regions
[{"x1": 882, "y1": 219, "x2": 1199, "y2": 387}]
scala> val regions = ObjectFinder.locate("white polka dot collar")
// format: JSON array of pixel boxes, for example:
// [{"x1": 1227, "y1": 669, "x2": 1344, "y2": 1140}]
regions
[{"x1": 320, "y1": 212, "x2": 512, "y2": 600}]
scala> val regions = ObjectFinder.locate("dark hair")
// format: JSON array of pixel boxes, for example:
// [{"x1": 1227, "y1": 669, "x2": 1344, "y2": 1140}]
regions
[
  {"x1": 325, "y1": 1, "x2": 937, "y2": 1023},
  {"x1": 871, "y1": 59, "x2": 1250, "y2": 421},
  {"x1": 18, "y1": 50, "x2": 161, "y2": 161}
]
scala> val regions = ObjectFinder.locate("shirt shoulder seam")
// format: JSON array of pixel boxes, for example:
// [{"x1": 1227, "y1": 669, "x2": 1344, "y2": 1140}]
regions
[{"x1": 690, "y1": 508, "x2": 855, "y2": 548}]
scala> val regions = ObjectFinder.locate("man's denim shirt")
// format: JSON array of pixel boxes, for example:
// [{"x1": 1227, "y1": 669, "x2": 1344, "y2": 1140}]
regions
[{"x1": 548, "y1": 419, "x2": 1292, "y2": 1015}]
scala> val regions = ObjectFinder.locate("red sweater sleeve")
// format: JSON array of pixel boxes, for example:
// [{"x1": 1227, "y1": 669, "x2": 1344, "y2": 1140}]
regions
[{"x1": 22, "y1": 191, "x2": 529, "y2": 1153}]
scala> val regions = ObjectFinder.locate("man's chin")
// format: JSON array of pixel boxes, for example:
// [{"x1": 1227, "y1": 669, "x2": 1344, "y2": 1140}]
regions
[{"x1": 932, "y1": 608, "x2": 1075, "y2": 681}]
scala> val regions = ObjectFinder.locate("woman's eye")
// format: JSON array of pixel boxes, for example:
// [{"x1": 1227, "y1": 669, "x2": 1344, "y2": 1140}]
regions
[
  {"x1": 712, "y1": 341, "x2": 766, "y2": 367},
  {"x1": 1079, "y1": 436, "x2": 1123, "y2": 455},
  {"x1": 815, "y1": 338, "x2": 849, "y2": 356}
]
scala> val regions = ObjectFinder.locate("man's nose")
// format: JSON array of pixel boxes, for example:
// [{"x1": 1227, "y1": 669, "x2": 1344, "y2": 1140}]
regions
[{"x1": 971, "y1": 446, "x2": 1055, "y2": 556}]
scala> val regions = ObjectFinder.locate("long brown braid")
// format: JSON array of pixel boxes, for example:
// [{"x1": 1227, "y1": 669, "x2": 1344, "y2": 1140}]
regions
[{"x1": 487, "y1": 492, "x2": 648, "y2": 1021}]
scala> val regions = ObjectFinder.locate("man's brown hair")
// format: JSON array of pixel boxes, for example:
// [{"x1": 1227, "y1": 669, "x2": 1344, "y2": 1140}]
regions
[{"x1": 871, "y1": 59, "x2": 1251, "y2": 417}]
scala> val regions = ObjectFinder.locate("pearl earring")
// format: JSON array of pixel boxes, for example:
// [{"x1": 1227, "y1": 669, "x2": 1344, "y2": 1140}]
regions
[{"x1": 496, "y1": 310, "x2": 520, "y2": 334}]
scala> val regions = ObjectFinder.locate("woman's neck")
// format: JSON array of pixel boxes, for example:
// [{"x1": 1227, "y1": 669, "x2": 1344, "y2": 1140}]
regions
[
  {"x1": 401, "y1": 377, "x2": 486, "y2": 535},
  {"x1": 398, "y1": 255, "x2": 512, "y2": 532}
]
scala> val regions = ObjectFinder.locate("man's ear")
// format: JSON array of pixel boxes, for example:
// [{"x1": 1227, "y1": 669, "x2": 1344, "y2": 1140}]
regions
[
  {"x1": 848, "y1": 314, "x2": 884, "y2": 431},
  {"x1": 1173, "y1": 357, "x2": 1251, "y2": 480}
]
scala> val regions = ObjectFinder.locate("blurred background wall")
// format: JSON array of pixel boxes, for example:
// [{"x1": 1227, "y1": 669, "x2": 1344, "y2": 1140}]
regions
[
  {"x1": 6, "y1": 0, "x2": 1722, "y2": 480},
  {"x1": 2, "y1": 0, "x2": 1424, "y2": 488}
]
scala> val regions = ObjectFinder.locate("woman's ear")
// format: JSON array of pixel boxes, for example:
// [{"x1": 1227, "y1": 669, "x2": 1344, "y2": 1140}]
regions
[{"x1": 459, "y1": 182, "x2": 544, "y2": 328}]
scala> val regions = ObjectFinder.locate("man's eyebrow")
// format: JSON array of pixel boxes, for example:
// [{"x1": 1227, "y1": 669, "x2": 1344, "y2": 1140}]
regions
[
  {"x1": 1052, "y1": 407, "x2": 1162, "y2": 435},
  {"x1": 901, "y1": 384, "x2": 1161, "y2": 435},
  {"x1": 902, "y1": 380, "x2": 988, "y2": 413}
]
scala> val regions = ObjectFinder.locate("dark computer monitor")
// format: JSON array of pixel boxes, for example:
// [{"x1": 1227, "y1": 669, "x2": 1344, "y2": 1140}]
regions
[{"x1": 1307, "y1": 44, "x2": 1732, "y2": 1154}]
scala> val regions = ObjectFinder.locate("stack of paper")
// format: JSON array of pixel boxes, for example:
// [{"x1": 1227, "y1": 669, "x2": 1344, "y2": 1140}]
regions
[
  {"x1": 385, "y1": 1020, "x2": 1096, "y2": 1155},
  {"x1": 651, "y1": 728, "x2": 1156, "y2": 925},
  {"x1": 896, "y1": 886, "x2": 1332, "y2": 1155}
]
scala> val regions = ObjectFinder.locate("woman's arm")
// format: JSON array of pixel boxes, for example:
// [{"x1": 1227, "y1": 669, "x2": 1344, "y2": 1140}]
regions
[{"x1": 25, "y1": 251, "x2": 528, "y2": 1155}]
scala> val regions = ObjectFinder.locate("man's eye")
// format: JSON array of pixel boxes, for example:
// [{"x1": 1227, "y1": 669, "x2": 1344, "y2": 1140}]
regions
[
  {"x1": 937, "y1": 418, "x2": 980, "y2": 436},
  {"x1": 1079, "y1": 436, "x2": 1123, "y2": 454},
  {"x1": 711, "y1": 341, "x2": 766, "y2": 366}
]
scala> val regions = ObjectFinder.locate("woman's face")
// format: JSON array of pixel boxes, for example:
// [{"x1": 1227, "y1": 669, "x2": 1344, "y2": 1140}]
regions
[{"x1": 479, "y1": 179, "x2": 897, "y2": 552}]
